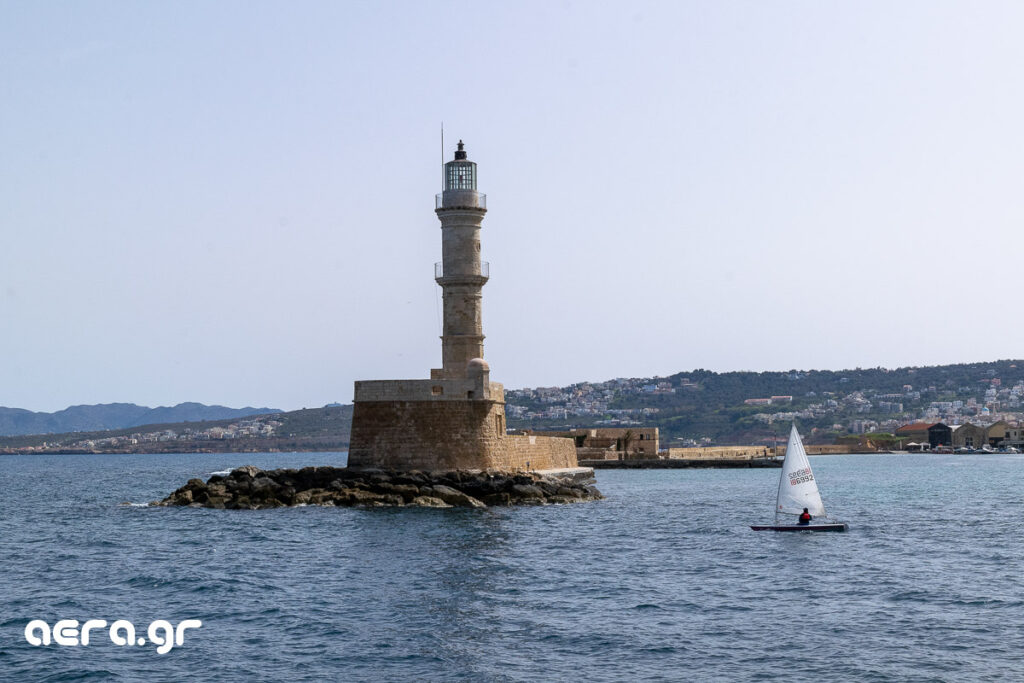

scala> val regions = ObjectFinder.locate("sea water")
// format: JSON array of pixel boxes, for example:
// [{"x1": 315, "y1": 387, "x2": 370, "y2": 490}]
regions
[{"x1": 2, "y1": 452, "x2": 1024, "y2": 681}]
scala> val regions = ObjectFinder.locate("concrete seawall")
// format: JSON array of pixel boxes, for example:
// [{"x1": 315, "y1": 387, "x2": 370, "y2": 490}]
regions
[
  {"x1": 581, "y1": 458, "x2": 782, "y2": 469},
  {"x1": 583, "y1": 444, "x2": 862, "y2": 469},
  {"x1": 664, "y1": 445, "x2": 859, "y2": 460}
]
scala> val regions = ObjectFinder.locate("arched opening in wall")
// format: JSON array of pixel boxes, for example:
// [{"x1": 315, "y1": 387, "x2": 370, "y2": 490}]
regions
[{"x1": 467, "y1": 391, "x2": 474, "y2": 398}]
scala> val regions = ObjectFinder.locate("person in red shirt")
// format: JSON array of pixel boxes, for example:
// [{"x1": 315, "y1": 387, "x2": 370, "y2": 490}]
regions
[{"x1": 798, "y1": 508, "x2": 812, "y2": 525}]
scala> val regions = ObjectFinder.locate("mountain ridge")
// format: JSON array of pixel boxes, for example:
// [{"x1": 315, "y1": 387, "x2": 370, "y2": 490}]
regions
[
  {"x1": 0, "y1": 402, "x2": 282, "y2": 436},
  {"x1": 4, "y1": 359, "x2": 1022, "y2": 448}
]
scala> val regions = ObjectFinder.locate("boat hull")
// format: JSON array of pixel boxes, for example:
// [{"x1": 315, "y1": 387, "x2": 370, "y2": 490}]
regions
[{"x1": 750, "y1": 523, "x2": 848, "y2": 532}]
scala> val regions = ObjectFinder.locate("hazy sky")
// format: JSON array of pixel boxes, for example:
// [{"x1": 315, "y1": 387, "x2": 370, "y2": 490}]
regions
[{"x1": 2, "y1": 1, "x2": 1023, "y2": 412}]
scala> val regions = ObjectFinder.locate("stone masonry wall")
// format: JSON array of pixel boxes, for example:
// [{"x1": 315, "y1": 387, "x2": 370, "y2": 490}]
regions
[
  {"x1": 493, "y1": 434, "x2": 577, "y2": 471},
  {"x1": 348, "y1": 400, "x2": 577, "y2": 471},
  {"x1": 666, "y1": 446, "x2": 772, "y2": 460},
  {"x1": 665, "y1": 445, "x2": 856, "y2": 459}
]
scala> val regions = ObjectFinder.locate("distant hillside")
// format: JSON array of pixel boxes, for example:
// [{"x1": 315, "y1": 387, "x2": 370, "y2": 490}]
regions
[
  {"x1": 0, "y1": 402, "x2": 282, "y2": 436},
  {"x1": 506, "y1": 359, "x2": 1024, "y2": 445},
  {"x1": 4, "y1": 359, "x2": 1022, "y2": 453},
  {"x1": 0, "y1": 404, "x2": 352, "y2": 453}
]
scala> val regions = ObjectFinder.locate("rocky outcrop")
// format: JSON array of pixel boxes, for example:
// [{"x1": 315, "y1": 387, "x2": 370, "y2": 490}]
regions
[{"x1": 153, "y1": 466, "x2": 602, "y2": 509}]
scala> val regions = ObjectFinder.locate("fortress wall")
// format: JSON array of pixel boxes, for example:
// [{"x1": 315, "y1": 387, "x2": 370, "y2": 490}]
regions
[
  {"x1": 667, "y1": 446, "x2": 772, "y2": 460},
  {"x1": 804, "y1": 445, "x2": 856, "y2": 455},
  {"x1": 666, "y1": 445, "x2": 857, "y2": 459},
  {"x1": 348, "y1": 400, "x2": 577, "y2": 471},
  {"x1": 348, "y1": 400, "x2": 500, "y2": 470},
  {"x1": 491, "y1": 435, "x2": 578, "y2": 471}
]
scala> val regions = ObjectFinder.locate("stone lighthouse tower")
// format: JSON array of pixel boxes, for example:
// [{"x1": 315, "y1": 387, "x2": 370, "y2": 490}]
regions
[
  {"x1": 347, "y1": 140, "x2": 576, "y2": 472},
  {"x1": 435, "y1": 140, "x2": 487, "y2": 381}
]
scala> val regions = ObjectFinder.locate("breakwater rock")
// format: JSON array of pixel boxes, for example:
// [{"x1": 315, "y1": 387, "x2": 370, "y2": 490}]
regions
[{"x1": 154, "y1": 466, "x2": 602, "y2": 509}]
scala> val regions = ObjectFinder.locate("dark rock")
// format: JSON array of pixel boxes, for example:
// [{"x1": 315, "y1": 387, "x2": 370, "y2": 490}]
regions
[
  {"x1": 231, "y1": 465, "x2": 260, "y2": 479},
  {"x1": 410, "y1": 495, "x2": 451, "y2": 508},
  {"x1": 378, "y1": 483, "x2": 420, "y2": 502},
  {"x1": 251, "y1": 485, "x2": 276, "y2": 502},
  {"x1": 364, "y1": 471, "x2": 391, "y2": 484},
  {"x1": 156, "y1": 466, "x2": 601, "y2": 509},
  {"x1": 337, "y1": 489, "x2": 385, "y2": 506},
  {"x1": 511, "y1": 484, "x2": 544, "y2": 499},
  {"x1": 251, "y1": 477, "x2": 275, "y2": 491},
  {"x1": 482, "y1": 492, "x2": 512, "y2": 506},
  {"x1": 392, "y1": 470, "x2": 428, "y2": 486},
  {"x1": 536, "y1": 480, "x2": 561, "y2": 496},
  {"x1": 430, "y1": 484, "x2": 486, "y2": 508},
  {"x1": 547, "y1": 495, "x2": 577, "y2": 504},
  {"x1": 466, "y1": 477, "x2": 506, "y2": 498}
]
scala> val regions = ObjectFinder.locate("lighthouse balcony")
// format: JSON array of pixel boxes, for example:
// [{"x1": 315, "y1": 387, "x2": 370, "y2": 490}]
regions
[
  {"x1": 436, "y1": 191, "x2": 486, "y2": 210},
  {"x1": 435, "y1": 261, "x2": 489, "y2": 284}
]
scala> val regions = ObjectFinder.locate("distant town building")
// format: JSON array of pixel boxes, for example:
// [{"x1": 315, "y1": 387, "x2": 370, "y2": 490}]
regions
[
  {"x1": 895, "y1": 422, "x2": 935, "y2": 443},
  {"x1": 952, "y1": 423, "x2": 985, "y2": 448},
  {"x1": 986, "y1": 420, "x2": 1010, "y2": 446},
  {"x1": 928, "y1": 423, "x2": 952, "y2": 447},
  {"x1": 530, "y1": 427, "x2": 659, "y2": 459}
]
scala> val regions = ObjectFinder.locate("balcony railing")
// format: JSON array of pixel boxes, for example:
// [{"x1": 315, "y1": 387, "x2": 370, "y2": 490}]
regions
[
  {"x1": 436, "y1": 191, "x2": 487, "y2": 210},
  {"x1": 435, "y1": 261, "x2": 489, "y2": 279}
]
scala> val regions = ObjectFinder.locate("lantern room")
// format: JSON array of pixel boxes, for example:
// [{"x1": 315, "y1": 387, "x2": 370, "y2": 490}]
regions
[{"x1": 444, "y1": 140, "x2": 476, "y2": 190}]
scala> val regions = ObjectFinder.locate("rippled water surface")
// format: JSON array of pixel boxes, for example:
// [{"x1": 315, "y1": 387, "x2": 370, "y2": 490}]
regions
[{"x1": 3, "y1": 452, "x2": 1024, "y2": 681}]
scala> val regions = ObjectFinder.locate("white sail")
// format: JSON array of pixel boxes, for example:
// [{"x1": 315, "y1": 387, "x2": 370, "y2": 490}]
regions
[{"x1": 776, "y1": 424, "x2": 826, "y2": 516}]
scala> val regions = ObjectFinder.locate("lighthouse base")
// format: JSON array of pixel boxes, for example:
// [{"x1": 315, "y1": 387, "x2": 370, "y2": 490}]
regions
[{"x1": 348, "y1": 381, "x2": 576, "y2": 472}]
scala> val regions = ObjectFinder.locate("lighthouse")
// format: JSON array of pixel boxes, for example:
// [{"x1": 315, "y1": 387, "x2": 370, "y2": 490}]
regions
[
  {"x1": 347, "y1": 140, "x2": 577, "y2": 473},
  {"x1": 434, "y1": 140, "x2": 488, "y2": 380}
]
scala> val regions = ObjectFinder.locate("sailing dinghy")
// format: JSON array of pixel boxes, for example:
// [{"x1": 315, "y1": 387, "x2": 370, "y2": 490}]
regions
[{"x1": 750, "y1": 425, "x2": 848, "y2": 532}]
